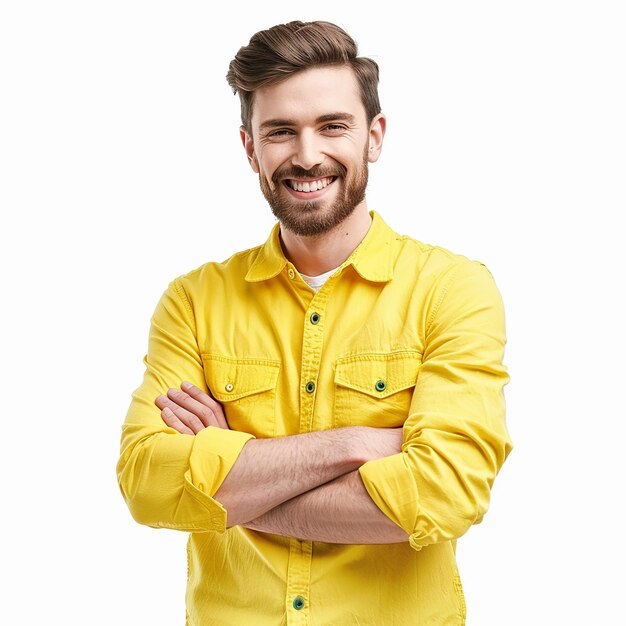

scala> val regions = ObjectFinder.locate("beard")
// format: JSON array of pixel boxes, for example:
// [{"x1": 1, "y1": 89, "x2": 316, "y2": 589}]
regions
[{"x1": 258, "y1": 149, "x2": 369, "y2": 237}]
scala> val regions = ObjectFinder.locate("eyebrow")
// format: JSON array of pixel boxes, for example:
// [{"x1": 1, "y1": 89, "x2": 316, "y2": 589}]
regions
[{"x1": 259, "y1": 112, "x2": 356, "y2": 132}]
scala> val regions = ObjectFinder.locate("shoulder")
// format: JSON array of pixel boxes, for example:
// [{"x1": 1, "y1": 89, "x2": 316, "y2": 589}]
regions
[
  {"x1": 394, "y1": 229, "x2": 492, "y2": 286},
  {"x1": 171, "y1": 243, "x2": 265, "y2": 292},
  {"x1": 385, "y1": 224, "x2": 504, "y2": 328}
]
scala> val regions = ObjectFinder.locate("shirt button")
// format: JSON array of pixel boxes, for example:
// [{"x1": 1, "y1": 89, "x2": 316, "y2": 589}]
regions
[
  {"x1": 375, "y1": 379, "x2": 387, "y2": 392},
  {"x1": 310, "y1": 312, "x2": 320, "y2": 324},
  {"x1": 288, "y1": 268, "x2": 296, "y2": 279},
  {"x1": 305, "y1": 381, "x2": 316, "y2": 393},
  {"x1": 225, "y1": 383, "x2": 234, "y2": 392},
  {"x1": 293, "y1": 596, "x2": 305, "y2": 610}
]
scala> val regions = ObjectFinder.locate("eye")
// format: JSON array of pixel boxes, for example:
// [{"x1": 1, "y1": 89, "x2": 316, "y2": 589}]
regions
[
  {"x1": 267, "y1": 129, "x2": 294, "y2": 139},
  {"x1": 322, "y1": 124, "x2": 347, "y2": 134}
]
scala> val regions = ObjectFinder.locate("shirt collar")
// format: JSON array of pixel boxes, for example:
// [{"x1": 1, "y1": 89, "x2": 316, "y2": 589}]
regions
[
  {"x1": 245, "y1": 211, "x2": 395, "y2": 283},
  {"x1": 245, "y1": 223, "x2": 287, "y2": 282}
]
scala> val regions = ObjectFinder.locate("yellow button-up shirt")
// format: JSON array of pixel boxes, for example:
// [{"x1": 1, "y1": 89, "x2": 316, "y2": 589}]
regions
[{"x1": 117, "y1": 212, "x2": 512, "y2": 625}]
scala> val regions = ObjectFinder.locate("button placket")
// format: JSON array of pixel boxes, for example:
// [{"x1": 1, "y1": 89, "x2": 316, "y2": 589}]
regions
[
  {"x1": 300, "y1": 291, "x2": 327, "y2": 434},
  {"x1": 285, "y1": 538, "x2": 312, "y2": 625}
]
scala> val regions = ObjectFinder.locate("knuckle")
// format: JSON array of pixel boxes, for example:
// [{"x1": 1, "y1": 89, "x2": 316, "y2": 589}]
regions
[
  {"x1": 199, "y1": 406, "x2": 214, "y2": 422},
  {"x1": 172, "y1": 406, "x2": 189, "y2": 421},
  {"x1": 191, "y1": 416, "x2": 205, "y2": 431}
]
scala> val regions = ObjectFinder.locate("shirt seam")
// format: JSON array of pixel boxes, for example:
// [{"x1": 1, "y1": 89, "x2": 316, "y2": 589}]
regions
[
  {"x1": 424, "y1": 262, "x2": 466, "y2": 335},
  {"x1": 172, "y1": 279, "x2": 201, "y2": 352}
]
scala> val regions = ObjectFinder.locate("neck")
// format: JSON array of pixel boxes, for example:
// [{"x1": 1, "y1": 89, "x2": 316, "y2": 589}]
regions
[{"x1": 279, "y1": 204, "x2": 373, "y2": 276}]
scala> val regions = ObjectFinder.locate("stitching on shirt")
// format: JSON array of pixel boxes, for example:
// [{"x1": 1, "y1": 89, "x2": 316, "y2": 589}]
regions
[
  {"x1": 172, "y1": 279, "x2": 194, "y2": 319},
  {"x1": 425, "y1": 259, "x2": 488, "y2": 339},
  {"x1": 172, "y1": 279, "x2": 200, "y2": 346},
  {"x1": 203, "y1": 354, "x2": 281, "y2": 367},
  {"x1": 334, "y1": 349, "x2": 421, "y2": 363},
  {"x1": 425, "y1": 264, "x2": 463, "y2": 335}
]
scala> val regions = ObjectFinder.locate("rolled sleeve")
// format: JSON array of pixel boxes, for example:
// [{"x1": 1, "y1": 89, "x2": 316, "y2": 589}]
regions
[
  {"x1": 359, "y1": 260, "x2": 512, "y2": 549},
  {"x1": 117, "y1": 280, "x2": 254, "y2": 532}
]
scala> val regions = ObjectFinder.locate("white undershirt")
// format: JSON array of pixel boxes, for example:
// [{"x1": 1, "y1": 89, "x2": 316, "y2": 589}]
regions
[{"x1": 300, "y1": 266, "x2": 339, "y2": 292}]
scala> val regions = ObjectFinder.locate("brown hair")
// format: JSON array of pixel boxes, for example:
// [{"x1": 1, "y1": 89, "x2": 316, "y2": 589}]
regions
[{"x1": 226, "y1": 21, "x2": 381, "y2": 131}]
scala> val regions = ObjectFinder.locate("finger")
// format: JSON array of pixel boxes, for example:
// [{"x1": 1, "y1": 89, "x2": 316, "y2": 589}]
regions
[
  {"x1": 180, "y1": 381, "x2": 219, "y2": 408},
  {"x1": 181, "y1": 381, "x2": 230, "y2": 429},
  {"x1": 165, "y1": 388, "x2": 221, "y2": 429},
  {"x1": 156, "y1": 394, "x2": 208, "y2": 433},
  {"x1": 177, "y1": 383, "x2": 228, "y2": 429},
  {"x1": 161, "y1": 407, "x2": 195, "y2": 435}
]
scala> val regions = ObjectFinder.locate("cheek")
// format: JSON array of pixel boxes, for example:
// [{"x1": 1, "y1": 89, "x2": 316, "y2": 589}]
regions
[
  {"x1": 257, "y1": 162, "x2": 277, "y2": 191},
  {"x1": 257, "y1": 153, "x2": 284, "y2": 188}
]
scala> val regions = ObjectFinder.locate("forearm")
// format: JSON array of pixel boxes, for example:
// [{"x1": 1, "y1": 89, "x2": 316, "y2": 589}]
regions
[
  {"x1": 214, "y1": 427, "x2": 379, "y2": 526},
  {"x1": 244, "y1": 470, "x2": 409, "y2": 544}
]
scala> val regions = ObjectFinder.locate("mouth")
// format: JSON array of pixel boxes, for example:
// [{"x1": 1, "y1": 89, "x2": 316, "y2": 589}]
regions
[{"x1": 284, "y1": 176, "x2": 336, "y2": 194}]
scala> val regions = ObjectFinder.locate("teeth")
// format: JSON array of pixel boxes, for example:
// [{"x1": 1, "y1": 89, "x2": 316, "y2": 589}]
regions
[{"x1": 288, "y1": 177, "x2": 332, "y2": 192}]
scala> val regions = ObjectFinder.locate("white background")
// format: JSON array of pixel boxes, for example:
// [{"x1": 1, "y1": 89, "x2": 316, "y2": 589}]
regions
[{"x1": 1, "y1": 1, "x2": 624, "y2": 624}]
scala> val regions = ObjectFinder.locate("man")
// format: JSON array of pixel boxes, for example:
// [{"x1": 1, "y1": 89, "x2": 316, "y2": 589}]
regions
[{"x1": 117, "y1": 20, "x2": 512, "y2": 625}]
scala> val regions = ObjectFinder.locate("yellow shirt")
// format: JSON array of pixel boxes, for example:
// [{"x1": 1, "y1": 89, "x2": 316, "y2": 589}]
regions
[{"x1": 117, "y1": 212, "x2": 512, "y2": 625}]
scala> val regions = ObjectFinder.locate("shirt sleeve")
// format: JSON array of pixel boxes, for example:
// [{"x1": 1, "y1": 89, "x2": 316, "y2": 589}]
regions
[
  {"x1": 116, "y1": 279, "x2": 254, "y2": 533},
  {"x1": 358, "y1": 260, "x2": 512, "y2": 550}
]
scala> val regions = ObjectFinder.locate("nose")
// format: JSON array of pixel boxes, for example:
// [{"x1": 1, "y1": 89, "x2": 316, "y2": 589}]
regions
[{"x1": 291, "y1": 129, "x2": 324, "y2": 171}]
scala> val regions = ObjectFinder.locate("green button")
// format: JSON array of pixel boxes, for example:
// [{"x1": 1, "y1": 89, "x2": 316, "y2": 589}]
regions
[
  {"x1": 305, "y1": 381, "x2": 316, "y2": 393},
  {"x1": 310, "y1": 312, "x2": 320, "y2": 324},
  {"x1": 293, "y1": 596, "x2": 305, "y2": 610},
  {"x1": 375, "y1": 379, "x2": 386, "y2": 392}
]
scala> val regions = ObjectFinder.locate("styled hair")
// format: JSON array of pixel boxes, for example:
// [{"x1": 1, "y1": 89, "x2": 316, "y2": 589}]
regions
[{"x1": 226, "y1": 21, "x2": 381, "y2": 131}]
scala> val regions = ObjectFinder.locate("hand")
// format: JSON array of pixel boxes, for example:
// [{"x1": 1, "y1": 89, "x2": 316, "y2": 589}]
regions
[{"x1": 155, "y1": 381, "x2": 229, "y2": 435}]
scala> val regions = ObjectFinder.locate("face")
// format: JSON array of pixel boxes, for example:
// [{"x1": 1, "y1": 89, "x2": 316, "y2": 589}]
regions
[{"x1": 242, "y1": 65, "x2": 385, "y2": 237}]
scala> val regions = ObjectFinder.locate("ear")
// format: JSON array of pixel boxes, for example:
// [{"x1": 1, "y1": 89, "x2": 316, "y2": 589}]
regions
[
  {"x1": 367, "y1": 113, "x2": 386, "y2": 163},
  {"x1": 240, "y1": 126, "x2": 259, "y2": 173}
]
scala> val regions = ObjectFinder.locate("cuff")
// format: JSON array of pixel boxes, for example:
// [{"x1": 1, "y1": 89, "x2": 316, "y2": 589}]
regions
[
  {"x1": 185, "y1": 427, "x2": 255, "y2": 532},
  {"x1": 358, "y1": 453, "x2": 430, "y2": 551}
]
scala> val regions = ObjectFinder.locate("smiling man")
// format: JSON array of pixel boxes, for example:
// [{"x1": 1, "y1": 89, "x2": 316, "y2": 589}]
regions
[{"x1": 117, "y1": 20, "x2": 512, "y2": 626}]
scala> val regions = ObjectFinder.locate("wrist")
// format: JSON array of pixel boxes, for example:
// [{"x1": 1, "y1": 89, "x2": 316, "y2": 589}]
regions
[
  {"x1": 343, "y1": 426, "x2": 403, "y2": 466},
  {"x1": 339, "y1": 426, "x2": 375, "y2": 467}
]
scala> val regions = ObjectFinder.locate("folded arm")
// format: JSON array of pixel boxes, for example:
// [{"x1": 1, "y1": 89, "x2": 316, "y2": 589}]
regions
[
  {"x1": 156, "y1": 382, "x2": 403, "y2": 528},
  {"x1": 244, "y1": 470, "x2": 408, "y2": 543}
]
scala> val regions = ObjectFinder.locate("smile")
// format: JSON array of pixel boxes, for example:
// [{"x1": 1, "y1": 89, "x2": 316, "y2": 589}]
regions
[{"x1": 285, "y1": 177, "x2": 335, "y2": 193}]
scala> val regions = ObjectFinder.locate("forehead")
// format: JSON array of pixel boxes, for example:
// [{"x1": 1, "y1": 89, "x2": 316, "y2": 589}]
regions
[{"x1": 250, "y1": 65, "x2": 365, "y2": 128}]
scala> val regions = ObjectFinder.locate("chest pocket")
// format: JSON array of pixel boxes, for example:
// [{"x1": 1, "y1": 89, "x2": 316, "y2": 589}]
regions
[
  {"x1": 333, "y1": 351, "x2": 421, "y2": 428},
  {"x1": 201, "y1": 354, "x2": 280, "y2": 438}
]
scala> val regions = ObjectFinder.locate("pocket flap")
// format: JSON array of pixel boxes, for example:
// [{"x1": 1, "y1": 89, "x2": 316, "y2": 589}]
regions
[
  {"x1": 202, "y1": 354, "x2": 280, "y2": 402},
  {"x1": 334, "y1": 351, "x2": 421, "y2": 399}
]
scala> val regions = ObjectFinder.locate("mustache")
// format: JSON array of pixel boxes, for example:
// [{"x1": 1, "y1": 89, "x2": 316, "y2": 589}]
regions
[{"x1": 272, "y1": 164, "x2": 347, "y2": 185}]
